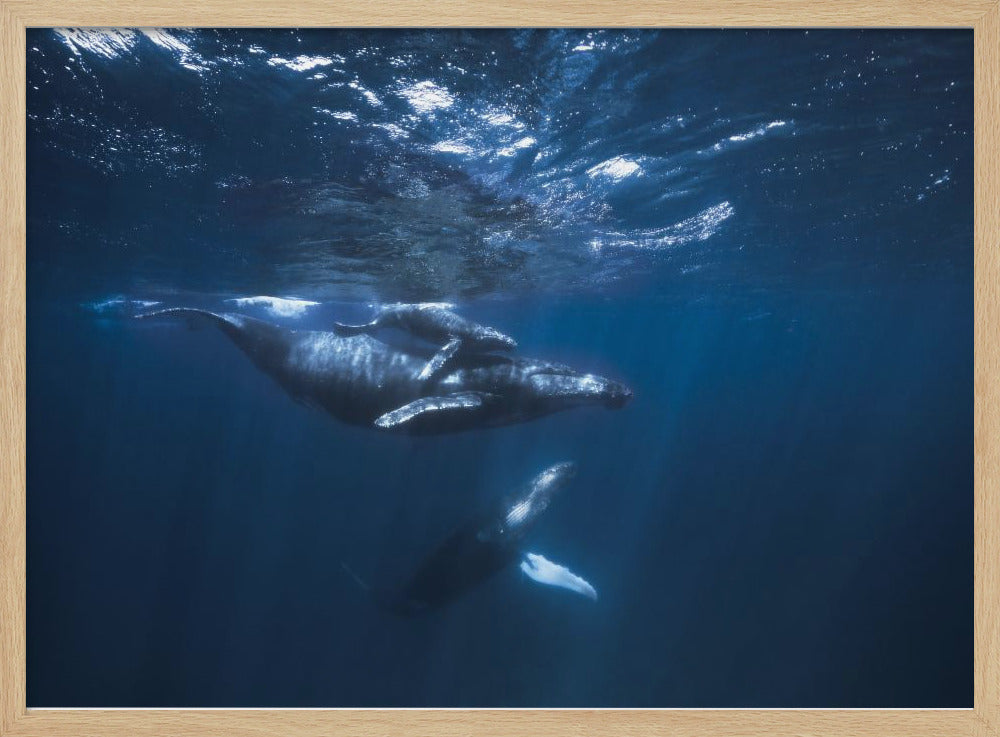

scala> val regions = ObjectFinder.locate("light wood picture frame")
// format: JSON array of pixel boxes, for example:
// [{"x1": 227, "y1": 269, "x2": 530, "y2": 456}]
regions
[{"x1": 1, "y1": 2, "x2": 997, "y2": 735}]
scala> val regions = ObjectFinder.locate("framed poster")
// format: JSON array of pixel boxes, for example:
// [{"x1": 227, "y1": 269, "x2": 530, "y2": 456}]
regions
[{"x1": 1, "y1": 2, "x2": 997, "y2": 736}]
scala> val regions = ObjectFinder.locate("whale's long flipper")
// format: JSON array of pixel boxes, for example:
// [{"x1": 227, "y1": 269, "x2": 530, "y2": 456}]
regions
[
  {"x1": 520, "y1": 552, "x2": 598, "y2": 601},
  {"x1": 374, "y1": 391, "x2": 495, "y2": 429},
  {"x1": 418, "y1": 337, "x2": 463, "y2": 381}
]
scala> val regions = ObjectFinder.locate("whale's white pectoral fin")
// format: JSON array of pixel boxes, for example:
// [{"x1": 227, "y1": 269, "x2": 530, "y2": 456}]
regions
[
  {"x1": 374, "y1": 391, "x2": 493, "y2": 429},
  {"x1": 418, "y1": 337, "x2": 463, "y2": 381},
  {"x1": 520, "y1": 552, "x2": 598, "y2": 601}
]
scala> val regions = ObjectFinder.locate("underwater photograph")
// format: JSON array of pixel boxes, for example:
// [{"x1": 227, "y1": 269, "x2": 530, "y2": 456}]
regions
[{"x1": 26, "y1": 28, "x2": 971, "y2": 707}]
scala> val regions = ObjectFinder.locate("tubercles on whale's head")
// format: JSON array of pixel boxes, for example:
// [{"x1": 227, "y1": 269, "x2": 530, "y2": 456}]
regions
[
  {"x1": 528, "y1": 370, "x2": 633, "y2": 410},
  {"x1": 600, "y1": 377, "x2": 633, "y2": 409}
]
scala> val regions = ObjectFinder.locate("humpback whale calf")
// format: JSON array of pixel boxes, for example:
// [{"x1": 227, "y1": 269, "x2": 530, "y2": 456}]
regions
[
  {"x1": 334, "y1": 302, "x2": 518, "y2": 381},
  {"x1": 139, "y1": 308, "x2": 631, "y2": 434},
  {"x1": 344, "y1": 462, "x2": 593, "y2": 615}
]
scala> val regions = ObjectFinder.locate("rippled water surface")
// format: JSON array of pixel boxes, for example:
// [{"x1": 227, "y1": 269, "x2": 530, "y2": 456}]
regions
[{"x1": 27, "y1": 29, "x2": 972, "y2": 706}]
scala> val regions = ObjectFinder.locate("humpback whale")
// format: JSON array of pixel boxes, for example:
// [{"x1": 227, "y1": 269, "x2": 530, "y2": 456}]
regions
[
  {"x1": 344, "y1": 462, "x2": 588, "y2": 615},
  {"x1": 334, "y1": 302, "x2": 517, "y2": 381},
  {"x1": 139, "y1": 308, "x2": 631, "y2": 434}
]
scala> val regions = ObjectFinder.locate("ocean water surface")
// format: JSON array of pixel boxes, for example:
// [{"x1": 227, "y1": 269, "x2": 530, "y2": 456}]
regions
[{"x1": 26, "y1": 29, "x2": 972, "y2": 707}]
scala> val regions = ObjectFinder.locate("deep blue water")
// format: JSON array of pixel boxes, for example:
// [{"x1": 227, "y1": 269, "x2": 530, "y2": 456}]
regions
[{"x1": 26, "y1": 29, "x2": 972, "y2": 707}]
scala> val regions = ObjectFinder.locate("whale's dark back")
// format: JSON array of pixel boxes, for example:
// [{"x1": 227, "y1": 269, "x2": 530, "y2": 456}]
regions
[
  {"x1": 387, "y1": 512, "x2": 516, "y2": 615},
  {"x1": 218, "y1": 313, "x2": 295, "y2": 374},
  {"x1": 138, "y1": 308, "x2": 293, "y2": 369}
]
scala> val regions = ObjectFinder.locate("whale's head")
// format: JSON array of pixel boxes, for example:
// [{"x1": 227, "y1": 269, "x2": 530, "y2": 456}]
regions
[
  {"x1": 528, "y1": 368, "x2": 633, "y2": 411},
  {"x1": 596, "y1": 376, "x2": 633, "y2": 409},
  {"x1": 498, "y1": 462, "x2": 577, "y2": 539}
]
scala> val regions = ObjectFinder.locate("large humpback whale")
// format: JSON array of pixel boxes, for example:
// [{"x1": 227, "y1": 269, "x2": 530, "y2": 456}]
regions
[
  {"x1": 343, "y1": 462, "x2": 594, "y2": 615},
  {"x1": 139, "y1": 308, "x2": 631, "y2": 434}
]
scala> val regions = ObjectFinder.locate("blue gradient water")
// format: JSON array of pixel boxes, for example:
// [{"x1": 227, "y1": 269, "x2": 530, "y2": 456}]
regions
[{"x1": 26, "y1": 29, "x2": 971, "y2": 706}]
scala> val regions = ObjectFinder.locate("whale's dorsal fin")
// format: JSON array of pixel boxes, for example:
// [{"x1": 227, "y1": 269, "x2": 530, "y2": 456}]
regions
[
  {"x1": 418, "y1": 337, "x2": 463, "y2": 381},
  {"x1": 374, "y1": 391, "x2": 494, "y2": 429}
]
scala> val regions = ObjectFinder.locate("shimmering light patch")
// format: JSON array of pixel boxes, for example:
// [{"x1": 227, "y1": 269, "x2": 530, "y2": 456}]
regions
[
  {"x1": 397, "y1": 179, "x2": 431, "y2": 199},
  {"x1": 56, "y1": 29, "x2": 209, "y2": 71},
  {"x1": 267, "y1": 55, "x2": 340, "y2": 72},
  {"x1": 372, "y1": 122, "x2": 409, "y2": 139},
  {"x1": 140, "y1": 30, "x2": 210, "y2": 71},
  {"x1": 916, "y1": 169, "x2": 953, "y2": 202},
  {"x1": 497, "y1": 136, "x2": 537, "y2": 157},
  {"x1": 398, "y1": 80, "x2": 455, "y2": 114},
  {"x1": 227, "y1": 296, "x2": 320, "y2": 318},
  {"x1": 677, "y1": 201, "x2": 735, "y2": 241},
  {"x1": 570, "y1": 32, "x2": 610, "y2": 54},
  {"x1": 40, "y1": 107, "x2": 202, "y2": 175},
  {"x1": 587, "y1": 156, "x2": 643, "y2": 182},
  {"x1": 140, "y1": 30, "x2": 188, "y2": 54},
  {"x1": 521, "y1": 553, "x2": 598, "y2": 601},
  {"x1": 591, "y1": 201, "x2": 735, "y2": 252},
  {"x1": 710, "y1": 120, "x2": 789, "y2": 152},
  {"x1": 481, "y1": 110, "x2": 525, "y2": 130},
  {"x1": 349, "y1": 81, "x2": 383, "y2": 107},
  {"x1": 316, "y1": 108, "x2": 358, "y2": 122},
  {"x1": 431, "y1": 140, "x2": 475, "y2": 155},
  {"x1": 54, "y1": 29, "x2": 137, "y2": 59}
]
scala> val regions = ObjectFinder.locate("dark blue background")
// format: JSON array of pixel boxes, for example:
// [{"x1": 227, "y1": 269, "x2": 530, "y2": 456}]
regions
[{"x1": 26, "y1": 29, "x2": 972, "y2": 706}]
